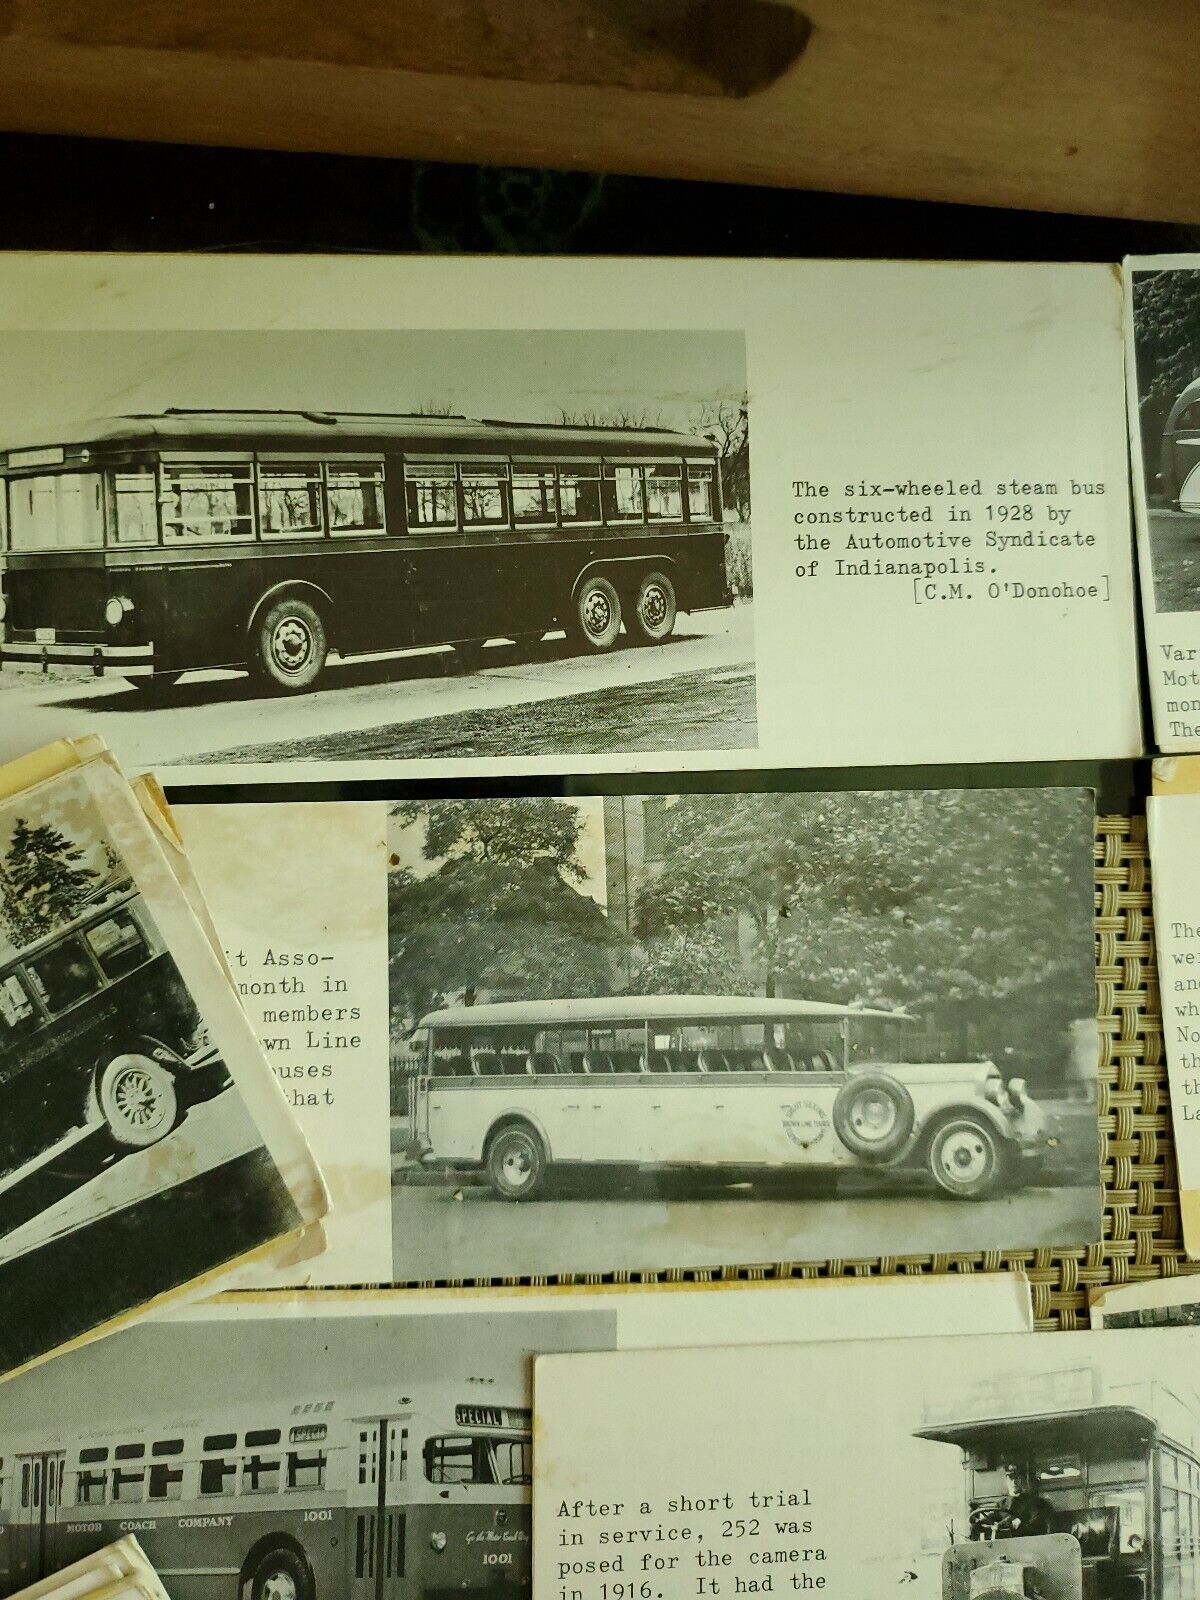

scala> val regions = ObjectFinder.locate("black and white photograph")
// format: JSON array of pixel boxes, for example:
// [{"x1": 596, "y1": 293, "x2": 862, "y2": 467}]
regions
[
  {"x1": 535, "y1": 1325, "x2": 1200, "y2": 1600},
  {"x1": 0, "y1": 757, "x2": 314, "y2": 1378},
  {"x1": 0, "y1": 329, "x2": 754, "y2": 781},
  {"x1": 0, "y1": 1279, "x2": 1032, "y2": 1600},
  {"x1": 388, "y1": 784, "x2": 1101, "y2": 1278},
  {"x1": 1128, "y1": 266, "x2": 1200, "y2": 614}
]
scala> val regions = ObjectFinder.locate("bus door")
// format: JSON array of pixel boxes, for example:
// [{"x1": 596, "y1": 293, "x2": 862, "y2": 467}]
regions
[
  {"x1": 348, "y1": 1418, "x2": 409, "y2": 1600},
  {"x1": 12, "y1": 1452, "x2": 66, "y2": 1588}
]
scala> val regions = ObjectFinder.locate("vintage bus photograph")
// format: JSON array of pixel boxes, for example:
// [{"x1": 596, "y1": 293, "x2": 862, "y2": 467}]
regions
[
  {"x1": 1129, "y1": 266, "x2": 1200, "y2": 612},
  {"x1": 0, "y1": 768, "x2": 301, "y2": 1377},
  {"x1": 387, "y1": 784, "x2": 1101, "y2": 1278},
  {"x1": 0, "y1": 329, "x2": 754, "y2": 780}
]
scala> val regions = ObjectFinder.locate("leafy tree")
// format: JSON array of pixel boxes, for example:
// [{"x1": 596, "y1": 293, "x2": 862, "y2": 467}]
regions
[
  {"x1": 0, "y1": 817, "x2": 99, "y2": 948},
  {"x1": 633, "y1": 789, "x2": 1094, "y2": 1081},
  {"x1": 630, "y1": 923, "x2": 743, "y2": 996},
  {"x1": 690, "y1": 394, "x2": 750, "y2": 521},
  {"x1": 388, "y1": 799, "x2": 614, "y2": 1026},
  {"x1": 1131, "y1": 270, "x2": 1200, "y2": 487}
]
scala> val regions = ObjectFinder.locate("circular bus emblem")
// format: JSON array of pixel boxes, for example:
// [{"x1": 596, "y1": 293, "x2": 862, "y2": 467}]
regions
[{"x1": 782, "y1": 1100, "x2": 829, "y2": 1150}]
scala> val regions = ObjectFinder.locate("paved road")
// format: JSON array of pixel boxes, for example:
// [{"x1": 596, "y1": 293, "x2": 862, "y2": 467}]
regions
[
  {"x1": 0, "y1": 604, "x2": 756, "y2": 775},
  {"x1": 391, "y1": 1171, "x2": 1100, "y2": 1280},
  {"x1": 0, "y1": 1088, "x2": 261, "y2": 1267}
]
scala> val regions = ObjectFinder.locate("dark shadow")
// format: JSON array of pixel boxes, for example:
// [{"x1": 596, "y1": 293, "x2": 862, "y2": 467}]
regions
[{"x1": 0, "y1": 1127, "x2": 119, "y2": 1239}]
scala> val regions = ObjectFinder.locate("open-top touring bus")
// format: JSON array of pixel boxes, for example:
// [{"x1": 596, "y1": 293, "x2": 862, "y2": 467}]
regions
[
  {"x1": 919, "y1": 1369, "x2": 1200, "y2": 1600},
  {"x1": 0, "y1": 1384, "x2": 531, "y2": 1600},
  {"x1": 403, "y1": 995, "x2": 1049, "y2": 1202},
  {"x1": 0, "y1": 410, "x2": 731, "y2": 693},
  {"x1": 0, "y1": 883, "x2": 229, "y2": 1199}
]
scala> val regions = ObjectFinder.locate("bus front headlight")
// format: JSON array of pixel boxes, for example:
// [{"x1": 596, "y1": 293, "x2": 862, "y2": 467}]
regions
[
  {"x1": 430, "y1": 1532, "x2": 448, "y2": 1553},
  {"x1": 105, "y1": 595, "x2": 134, "y2": 626}
]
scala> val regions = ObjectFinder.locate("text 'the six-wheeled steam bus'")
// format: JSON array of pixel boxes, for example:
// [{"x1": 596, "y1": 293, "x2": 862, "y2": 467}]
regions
[
  {"x1": 0, "y1": 410, "x2": 731, "y2": 693},
  {"x1": 0, "y1": 1386, "x2": 531, "y2": 1600}
]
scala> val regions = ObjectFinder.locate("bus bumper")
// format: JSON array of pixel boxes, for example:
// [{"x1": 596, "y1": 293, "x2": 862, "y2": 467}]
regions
[{"x1": 0, "y1": 638, "x2": 155, "y2": 677}]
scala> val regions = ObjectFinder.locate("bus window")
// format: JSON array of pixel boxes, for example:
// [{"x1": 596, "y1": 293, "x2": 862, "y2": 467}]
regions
[
  {"x1": 645, "y1": 464, "x2": 683, "y2": 520},
  {"x1": 10, "y1": 474, "x2": 104, "y2": 551},
  {"x1": 287, "y1": 1450, "x2": 327, "y2": 1490},
  {"x1": 558, "y1": 463, "x2": 602, "y2": 526},
  {"x1": 112, "y1": 1444, "x2": 147, "y2": 1504},
  {"x1": 77, "y1": 1447, "x2": 108, "y2": 1507},
  {"x1": 200, "y1": 1457, "x2": 238, "y2": 1495},
  {"x1": 512, "y1": 464, "x2": 557, "y2": 527},
  {"x1": 161, "y1": 464, "x2": 255, "y2": 542},
  {"x1": 424, "y1": 1436, "x2": 481, "y2": 1484},
  {"x1": 405, "y1": 462, "x2": 457, "y2": 529},
  {"x1": 327, "y1": 462, "x2": 385, "y2": 535},
  {"x1": 461, "y1": 468, "x2": 510, "y2": 527},
  {"x1": 85, "y1": 911, "x2": 152, "y2": 981},
  {"x1": 602, "y1": 464, "x2": 644, "y2": 522},
  {"x1": 149, "y1": 1460, "x2": 184, "y2": 1501},
  {"x1": 688, "y1": 464, "x2": 715, "y2": 520},
  {"x1": 244, "y1": 1429, "x2": 283, "y2": 1493},
  {"x1": 259, "y1": 462, "x2": 324, "y2": 540},
  {"x1": 113, "y1": 469, "x2": 160, "y2": 546},
  {"x1": 0, "y1": 972, "x2": 38, "y2": 1040},
  {"x1": 25, "y1": 939, "x2": 103, "y2": 1015},
  {"x1": 492, "y1": 1439, "x2": 532, "y2": 1486}
]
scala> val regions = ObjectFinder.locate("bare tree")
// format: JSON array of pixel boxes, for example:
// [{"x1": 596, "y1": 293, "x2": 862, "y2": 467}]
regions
[
  {"x1": 690, "y1": 393, "x2": 750, "y2": 521},
  {"x1": 556, "y1": 405, "x2": 667, "y2": 429}
]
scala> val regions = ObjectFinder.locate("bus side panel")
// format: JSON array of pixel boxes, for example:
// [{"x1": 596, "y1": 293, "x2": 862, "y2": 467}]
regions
[
  {"x1": 426, "y1": 1086, "x2": 522, "y2": 1165},
  {"x1": 404, "y1": 1499, "x2": 529, "y2": 1600},
  {"x1": 403, "y1": 538, "x2": 541, "y2": 648}
]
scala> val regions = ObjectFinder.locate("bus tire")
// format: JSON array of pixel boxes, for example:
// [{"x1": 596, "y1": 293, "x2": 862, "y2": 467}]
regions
[
  {"x1": 925, "y1": 1114, "x2": 1010, "y2": 1201},
  {"x1": 246, "y1": 1547, "x2": 313, "y2": 1600},
  {"x1": 485, "y1": 1122, "x2": 547, "y2": 1201},
  {"x1": 97, "y1": 1054, "x2": 179, "y2": 1148},
  {"x1": 571, "y1": 575, "x2": 622, "y2": 652},
  {"x1": 831, "y1": 1073, "x2": 914, "y2": 1163},
  {"x1": 251, "y1": 596, "x2": 328, "y2": 692},
  {"x1": 629, "y1": 570, "x2": 677, "y2": 645}
]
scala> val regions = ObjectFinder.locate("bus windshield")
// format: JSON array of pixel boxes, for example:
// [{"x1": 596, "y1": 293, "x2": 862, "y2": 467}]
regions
[
  {"x1": 424, "y1": 1432, "x2": 532, "y2": 1487},
  {"x1": 9, "y1": 473, "x2": 105, "y2": 551}
]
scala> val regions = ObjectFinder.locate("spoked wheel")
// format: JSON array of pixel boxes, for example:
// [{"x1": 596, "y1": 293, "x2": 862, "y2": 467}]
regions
[
  {"x1": 571, "y1": 575, "x2": 622, "y2": 652},
  {"x1": 251, "y1": 597, "x2": 328, "y2": 692},
  {"x1": 926, "y1": 1116, "x2": 1008, "y2": 1200},
  {"x1": 485, "y1": 1123, "x2": 546, "y2": 1200},
  {"x1": 97, "y1": 1054, "x2": 179, "y2": 1148}
]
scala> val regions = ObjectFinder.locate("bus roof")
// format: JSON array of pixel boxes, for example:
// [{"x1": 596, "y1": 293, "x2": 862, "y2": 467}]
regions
[
  {"x1": 416, "y1": 995, "x2": 912, "y2": 1031},
  {"x1": 915, "y1": 1405, "x2": 1158, "y2": 1457},
  {"x1": 0, "y1": 410, "x2": 718, "y2": 463}
]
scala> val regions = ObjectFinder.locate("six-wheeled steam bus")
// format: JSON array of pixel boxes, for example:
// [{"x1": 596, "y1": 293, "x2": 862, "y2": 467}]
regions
[
  {"x1": 0, "y1": 1387, "x2": 531, "y2": 1600},
  {"x1": 919, "y1": 1376, "x2": 1200, "y2": 1600},
  {"x1": 0, "y1": 410, "x2": 731, "y2": 693}
]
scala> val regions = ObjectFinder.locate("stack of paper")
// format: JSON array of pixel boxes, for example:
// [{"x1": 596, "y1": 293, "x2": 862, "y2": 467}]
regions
[
  {"x1": 8, "y1": 1538, "x2": 169, "y2": 1600},
  {"x1": 0, "y1": 736, "x2": 327, "y2": 1382}
]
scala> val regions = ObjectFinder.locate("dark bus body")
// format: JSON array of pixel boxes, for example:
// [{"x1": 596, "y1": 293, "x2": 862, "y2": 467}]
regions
[
  {"x1": 919, "y1": 1399, "x2": 1199, "y2": 1600},
  {"x1": 0, "y1": 886, "x2": 229, "y2": 1189},
  {"x1": 0, "y1": 411, "x2": 731, "y2": 693}
]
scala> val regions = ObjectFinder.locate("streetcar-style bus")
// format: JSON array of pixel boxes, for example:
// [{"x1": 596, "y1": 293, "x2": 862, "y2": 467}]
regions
[
  {"x1": 0, "y1": 410, "x2": 731, "y2": 693},
  {"x1": 0, "y1": 1386, "x2": 531, "y2": 1600},
  {"x1": 0, "y1": 883, "x2": 228, "y2": 1194},
  {"x1": 919, "y1": 1372, "x2": 1200, "y2": 1600},
  {"x1": 404, "y1": 996, "x2": 1049, "y2": 1202}
]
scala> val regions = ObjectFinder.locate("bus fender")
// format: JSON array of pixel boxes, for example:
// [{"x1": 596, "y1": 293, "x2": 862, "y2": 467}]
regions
[
  {"x1": 246, "y1": 580, "x2": 336, "y2": 644},
  {"x1": 571, "y1": 555, "x2": 682, "y2": 607},
  {"x1": 481, "y1": 1108, "x2": 553, "y2": 1166},
  {"x1": 239, "y1": 1534, "x2": 315, "y2": 1600}
]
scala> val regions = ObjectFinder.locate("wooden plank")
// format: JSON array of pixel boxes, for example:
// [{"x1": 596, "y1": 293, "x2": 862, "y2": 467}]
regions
[{"x1": 0, "y1": 0, "x2": 1194, "y2": 221}]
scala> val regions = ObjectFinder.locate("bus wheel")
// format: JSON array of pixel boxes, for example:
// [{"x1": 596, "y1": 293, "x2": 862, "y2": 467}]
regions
[
  {"x1": 97, "y1": 1054, "x2": 179, "y2": 1148},
  {"x1": 247, "y1": 1549, "x2": 312, "y2": 1600},
  {"x1": 485, "y1": 1123, "x2": 546, "y2": 1200},
  {"x1": 571, "y1": 575, "x2": 622, "y2": 652},
  {"x1": 630, "y1": 570, "x2": 677, "y2": 645},
  {"x1": 926, "y1": 1116, "x2": 1008, "y2": 1201},
  {"x1": 831, "y1": 1072, "x2": 914, "y2": 1162},
  {"x1": 252, "y1": 597, "x2": 328, "y2": 692}
]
